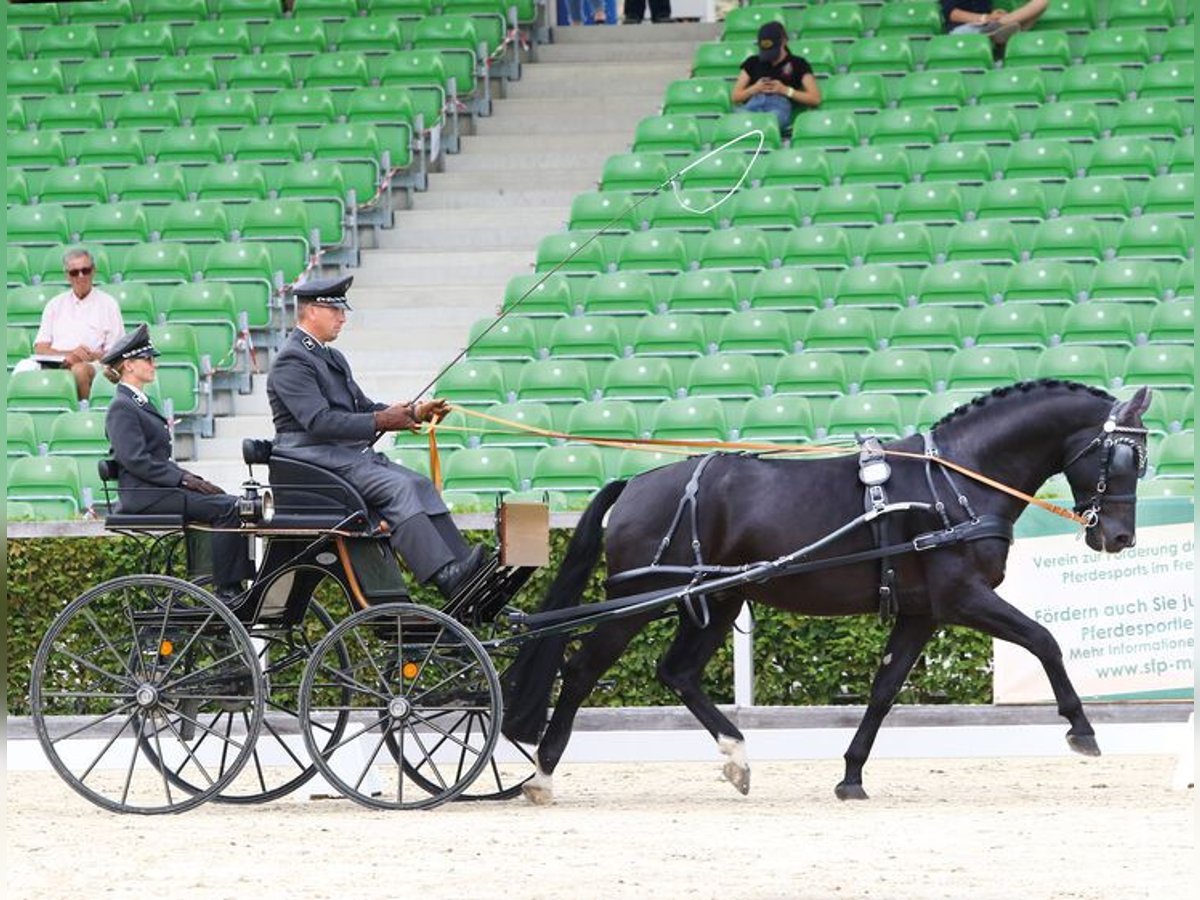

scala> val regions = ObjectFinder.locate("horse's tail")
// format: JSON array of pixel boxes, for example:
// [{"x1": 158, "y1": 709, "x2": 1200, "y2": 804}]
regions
[{"x1": 501, "y1": 478, "x2": 628, "y2": 745}]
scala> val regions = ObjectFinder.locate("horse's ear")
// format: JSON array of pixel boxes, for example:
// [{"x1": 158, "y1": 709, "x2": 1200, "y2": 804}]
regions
[{"x1": 1115, "y1": 386, "x2": 1152, "y2": 423}]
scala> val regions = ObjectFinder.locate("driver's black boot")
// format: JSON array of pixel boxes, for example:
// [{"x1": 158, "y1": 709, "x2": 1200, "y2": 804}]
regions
[{"x1": 431, "y1": 545, "x2": 487, "y2": 600}]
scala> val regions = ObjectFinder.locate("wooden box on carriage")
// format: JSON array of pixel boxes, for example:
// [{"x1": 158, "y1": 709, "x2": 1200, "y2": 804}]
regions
[{"x1": 499, "y1": 501, "x2": 550, "y2": 568}]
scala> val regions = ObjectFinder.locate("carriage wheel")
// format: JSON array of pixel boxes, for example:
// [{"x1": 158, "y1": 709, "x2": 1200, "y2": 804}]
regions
[
  {"x1": 398, "y1": 630, "x2": 535, "y2": 802},
  {"x1": 299, "y1": 603, "x2": 501, "y2": 810},
  {"x1": 137, "y1": 599, "x2": 351, "y2": 805},
  {"x1": 30, "y1": 575, "x2": 264, "y2": 814}
]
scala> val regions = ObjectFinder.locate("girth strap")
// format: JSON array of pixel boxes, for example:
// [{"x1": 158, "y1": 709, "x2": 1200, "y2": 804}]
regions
[{"x1": 649, "y1": 453, "x2": 720, "y2": 628}]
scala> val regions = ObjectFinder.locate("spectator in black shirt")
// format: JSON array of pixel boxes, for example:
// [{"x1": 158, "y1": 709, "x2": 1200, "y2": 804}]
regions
[
  {"x1": 941, "y1": 0, "x2": 1048, "y2": 46},
  {"x1": 731, "y1": 22, "x2": 821, "y2": 134}
]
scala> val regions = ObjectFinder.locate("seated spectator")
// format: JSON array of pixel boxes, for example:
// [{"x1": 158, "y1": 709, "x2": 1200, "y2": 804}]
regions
[
  {"x1": 14, "y1": 248, "x2": 124, "y2": 401},
  {"x1": 941, "y1": 0, "x2": 1048, "y2": 45},
  {"x1": 731, "y1": 23, "x2": 821, "y2": 134}
]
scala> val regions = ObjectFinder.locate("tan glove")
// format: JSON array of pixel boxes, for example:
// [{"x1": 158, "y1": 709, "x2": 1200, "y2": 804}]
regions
[
  {"x1": 414, "y1": 398, "x2": 450, "y2": 424},
  {"x1": 181, "y1": 473, "x2": 224, "y2": 495}
]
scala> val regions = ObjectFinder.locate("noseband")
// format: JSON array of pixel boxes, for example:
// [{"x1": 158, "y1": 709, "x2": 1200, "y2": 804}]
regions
[{"x1": 1063, "y1": 408, "x2": 1148, "y2": 529}]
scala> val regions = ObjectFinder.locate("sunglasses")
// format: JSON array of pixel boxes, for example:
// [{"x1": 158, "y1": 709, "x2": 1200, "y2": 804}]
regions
[{"x1": 66, "y1": 267, "x2": 95, "y2": 277}]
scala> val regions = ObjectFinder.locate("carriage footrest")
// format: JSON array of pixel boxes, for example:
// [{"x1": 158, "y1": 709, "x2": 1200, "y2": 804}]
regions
[{"x1": 443, "y1": 552, "x2": 537, "y2": 627}]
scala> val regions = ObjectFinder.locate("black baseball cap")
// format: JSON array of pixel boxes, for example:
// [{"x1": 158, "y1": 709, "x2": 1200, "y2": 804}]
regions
[{"x1": 757, "y1": 22, "x2": 787, "y2": 61}]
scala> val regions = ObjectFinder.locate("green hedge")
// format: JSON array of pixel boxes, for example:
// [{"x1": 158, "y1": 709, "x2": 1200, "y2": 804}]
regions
[{"x1": 6, "y1": 531, "x2": 992, "y2": 715}]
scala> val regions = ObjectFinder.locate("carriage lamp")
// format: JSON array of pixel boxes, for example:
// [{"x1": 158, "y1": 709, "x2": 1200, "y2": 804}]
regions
[{"x1": 238, "y1": 480, "x2": 275, "y2": 524}]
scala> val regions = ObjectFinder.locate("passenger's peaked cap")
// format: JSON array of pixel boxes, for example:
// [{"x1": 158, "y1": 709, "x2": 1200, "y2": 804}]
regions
[
  {"x1": 293, "y1": 274, "x2": 353, "y2": 310},
  {"x1": 100, "y1": 323, "x2": 160, "y2": 367}
]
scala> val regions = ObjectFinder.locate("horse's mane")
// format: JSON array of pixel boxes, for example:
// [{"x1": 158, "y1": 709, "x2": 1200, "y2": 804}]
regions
[{"x1": 931, "y1": 379, "x2": 1116, "y2": 433}]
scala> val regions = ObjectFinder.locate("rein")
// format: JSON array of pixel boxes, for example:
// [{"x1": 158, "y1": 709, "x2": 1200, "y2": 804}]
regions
[{"x1": 429, "y1": 404, "x2": 1093, "y2": 527}]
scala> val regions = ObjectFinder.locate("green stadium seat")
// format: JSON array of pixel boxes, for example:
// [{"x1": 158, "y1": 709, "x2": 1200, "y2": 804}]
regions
[
  {"x1": 515, "y1": 358, "x2": 593, "y2": 403},
  {"x1": 535, "y1": 232, "x2": 609, "y2": 275},
  {"x1": 922, "y1": 32, "x2": 992, "y2": 71},
  {"x1": 6, "y1": 456, "x2": 83, "y2": 518},
  {"x1": 757, "y1": 147, "x2": 833, "y2": 188},
  {"x1": 1058, "y1": 176, "x2": 1132, "y2": 219},
  {"x1": 239, "y1": 197, "x2": 312, "y2": 252},
  {"x1": 183, "y1": 19, "x2": 253, "y2": 56},
  {"x1": 687, "y1": 353, "x2": 762, "y2": 399},
  {"x1": 33, "y1": 94, "x2": 105, "y2": 131},
  {"x1": 465, "y1": 400, "x2": 548, "y2": 449},
  {"x1": 336, "y1": 15, "x2": 404, "y2": 53},
  {"x1": 1106, "y1": 0, "x2": 1174, "y2": 28},
  {"x1": 632, "y1": 314, "x2": 710, "y2": 357},
  {"x1": 666, "y1": 269, "x2": 741, "y2": 314},
  {"x1": 1124, "y1": 344, "x2": 1194, "y2": 391},
  {"x1": 1002, "y1": 260, "x2": 1079, "y2": 307},
  {"x1": 1152, "y1": 432, "x2": 1194, "y2": 479},
  {"x1": 632, "y1": 115, "x2": 705, "y2": 155},
  {"x1": 226, "y1": 53, "x2": 296, "y2": 92},
  {"x1": 106, "y1": 281, "x2": 158, "y2": 328},
  {"x1": 840, "y1": 145, "x2": 911, "y2": 187},
  {"x1": 110, "y1": 164, "x2": 189, "y2": 203},
  {"x1": 1111, "y1": 99, "x2": 1185, "y2": 139},
  {"x1": 7, "y1": 411, "x2": 38, "y2": 457},
  {"x1": 1087, "y1": 258, "x2": 1168, "y2": 304},
  {"x1": 974, "y1": 303, "x2": 1052, "y2": 348},
  {"x1": 747, "y1": 266, "x2": 824, "y2": 313},
  {"x1": 1030, "y1": 216, "x2": 1108, "y2": 262},
  {"x1": 1006, "y1": 30, "x2": 1072, "y2": 68},
  {"x1": 727, "y1": 187, "x2": 803, "y2": 231},
  {"x1": 722, "y1": 6, "x2": 784, "y2": 43},
  {"x1": 1059, "y1": 302, "x2": 1136, "y2": 347},
  {"x1": 189, "y1": 90, "x2": 261, "y2": 128},
  {"x1": 8, "y1": 131, "x2": 68, "y2": 169},
  {"x1": 146, "y1": 323, "x2": 204, "y2": 415},
  {"x1": 1040, "y1": 0, "x2": 1099, "y2": 29},
  {"x1": 663, "y1": 78, "x2": 733, "y2": 117},
  {"x1": 820, "y1": 73, "x2": 887, "y2": 113},
  {"x1": 565, "y1": 400, "x2": 642, "y2": 443},
  {"x1": 7, "y1": 369, "x2": 79, "y2": 444},
  {"x1": 801, "y1": 307, "x2": 879, "y2": 353},
  {"x1": 1167, "y1": 137, "x2": 1193, "y2": 175},
  {"x1": 825, "y1": 393, "x2": 905, "y2": 440},
  {"x1": 75, "y1": 127, "x2": 149, "y2": 165},
  {"x1": 867, "y1": 108, "x2": 942, "y2": 148},
  {"x1": 435, "y1": 359, "x2": 509, "y2": 406},
  {"x1": 788, "y1": 110, "x2": 859, "y2": 149},
  {"x1": 1034, "y1": 345, "x2": 1112, "y2": 386},
  {"x1": 7, "y1": 248, "x2": 34, "y2": 289},
  {"x1": 141, "y1": 0, "x2": 209, "y2": 22},
  {"x1": 7, "y1": 169, "x2": 30, "y2": 206},
  {"x1": 876, "y1": 1, "x2": 943, "y2": 37},
  {"x1": 581, "y1": 271, "x2": 660, "y2": 316},
  {"x1": 679, "y1": 150, "x2": 750, "y2": 191},
  {"x1": 1030, "y1": 102, "x2": 1103, "y2": 142},
  {"x1": 8, "y1": 204, "x2": 71, "y2": 247},
  {"x1": 1056, "y1": 65, "x2": 1128, "y2": 104},
  {"x1": 442, "y1": 447, "x2": 522, "y2": 494},
  {"x1": 796, "y1": 2, "x2": 866, "y2": 39},
  {"x1": 7, "y1": 1, "x2": 59, "y2": 26},
  {"x1": 772, "y1": 351, "x2": 852, "y2": 396},
  {"x1": 8, "y1": 96, "x2": 27, "y2": 132},
  {"x1": 947, "y1": 105, "x2": 1021, "y2": 144},
  {"x1": 712, "y1": 111, "x2": 783, "y2": 151},
  {"x1": 650, "y1": 397, "x2": 729, "y2": 442},
  {"x1": 697, "y1": 227, "x2": 774, "y2": 271},
  {"x1": 112, "y1": 91, "x2": 181, "y2": 129},
  {"x1": 32, "y1": 24, "x2": 102, "y2": 62},
  {"x1": 547, "y1": 316, "x2": 624, "y2": 360},
  {"x1": 1079, "y1": 27, "x2": 1151, "y2": 66},
  {"x1": 858, "y1": 348, "x2": 937, "y2": 394},
  {"x1": 789, "y1": 37, "x2": 837, "y2": 74},
  {"x1": 1135, "y1": 61, "x2": 1192, "y2": 101},
  {"x1": 1085, "y1": 136, "x2": 1162, "y2": 179},
  {"x1": 1161, "y1": 25, "x2": 1193, "y2": 62},
  {"x1": 530, "y1": 445, "x2": 608, "y2": 494},
  {"x1": 7, "y1": 285, "x2": 57, "y2": 332},
  {"x1": 141, "y1": 127, "x2": 222, "y2": 165},
  {"x1": 78, "y1": 202, "x2": 151, "y2": 244},
  {"x1": 692, "y1": 41, "x2": 749, "y2": 79},
  {"x1": 7, "y1": 26, "x2": 24, "y2": 61},
  {"x1": 259, "y1": 17, "x2": 327, "y2": 56},
  {"x1": 8, "y1": 60, "x2": 66, "y2": 98},
  {"x1": 1116, "y1": 214, "x2": 1191, "y2": 260},
  {"x1": 157, "y1": 201, "x2": 232, "y2": 244},
  {"x1": 196, "y1": 163, "x2": 269, "y2": 201},
  {"x1": 601, "y1": 152, "x2": 671, "y2": 193},
  {"x1": 736, "y1": 395, "x2": 815, "y2": 443},
  {"x1": 945, "y1": 346, "x2": 1022, "y2": 391},
  {"x1": 617, "y1": 229, "x2": 691, "y2": 273},
  {"x1": 977, "y1": 68, "x2": 1047, "y2": 106},
  {"x1": 862, "y1": 224, "x2": 936, "y2": 267},
  {"x1": 780, "y1": 226, "x2": 855, "y2": 269},
  {"x1": 71, "y1": 56, "x2": 140, "y2": 94},
  {"x1": 715, "y1": 310, "x2": 794, "y2": 355},
  {"x1": 117, "y1": 242, "x2": 192, "y2": 286},
  {"x1": 645, "y1": 188, "x2": 717, "y2": 234},
  {"x1": 601, "y1": 357, "x2": 678, "y2": 402},
  {"x1": 47, "y1": 409, "x2": 109, "y2": 456},
  {"x1": 1148, "y1": 300, "x2": 1194, "y2": 343},
  {"x1": 847, "y1": 37, "x2": 914, "y2": 75},
  {"x1": 163, "y1": 283, "x2": 241, "y2": 371},
  {"x1": 503, "y1": 274, "x2": 575, "y2": 319},
  {"x1": 888, "y1": 305, "x2": 965, "y2": 350},
  {"x1": 897, "y1": 70, "x2": 969, "y2": 109},
  {"x1": 915, "y1": 265, "x2": 996, "y2": 315},
  {"x1": 36, "y1": 165, "x2": 110, "y2": 205},
  {"x1": 230, "y1": 124, "x2": 304, "y2": 164},
  {"x1": 924, "y1": 142, "x2": 994, "y2": 184},
  {"x1": 109, "y1": 21, "x2": 175, "y2": 59},
  {"x1": 64, "y1": 0, "x2": 132, "y2": 25},
  {"x1": 293, "y1": 0, "x2": 359, "y2": 19},
  {"x1": 944, "y1": 220, "x2": 1021, "y2": 263},
  {"x1": 811, "y1": 185, "x2": 885, "y2": 225},
  {"x1": 302, "y1": 51, "x2": 371, "y2": 90},
  {"x1": 975, "y1": 179, "x2": 1048, "y2": 222},
  {"x1": 571, "y1": 191, "x2": 645, "y2": 234}
]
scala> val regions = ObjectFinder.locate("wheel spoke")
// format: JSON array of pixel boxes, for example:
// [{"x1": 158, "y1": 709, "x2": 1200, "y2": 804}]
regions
[
  {"x1": 155, "y1": 608, "x2": 220, "y2": 683},
  {"x1": 120, "y1": 711, "x2": 143, "y2": 806},
  {"x1": 49, "y1": 645, "x2": 132, "y2": 693},
  {"x1": 320, "y1": 712, "x2": 390, "y2": 757},
  {"x1": 79, "y1": 607, "x2": 139, "y2": 683},
  {"x1": 409, "y1": 709, "x2": 481, "y2": 755},
  {"x1": 74, "y1": 707, "x2": 138, "y2": 782},
  {"x1": 408, "y1": 659, "x2": 482, "y2": 705},
  {"x1": 260, "y1": 714, "x2": 308, "y2": 771},
  {"x1": 353, "y1": 729, "x2": 390, "y2": 794}
]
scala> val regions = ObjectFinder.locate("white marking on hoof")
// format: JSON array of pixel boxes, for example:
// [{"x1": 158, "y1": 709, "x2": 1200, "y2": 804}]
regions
[
  {"x1": 717, "y1": 734, "x2": 750, "y2": 795},
  {"x1": 521, "y1": 766, "x2": 555, "y2": 805}
]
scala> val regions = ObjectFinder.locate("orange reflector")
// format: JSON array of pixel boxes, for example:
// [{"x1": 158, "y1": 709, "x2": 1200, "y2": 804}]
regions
[
  {"x1": 402, "y1": 661, "x2": 419, "y2": 679},
  {"x1": 159, "y1": 640, "x2": 174, "y2": 656}
]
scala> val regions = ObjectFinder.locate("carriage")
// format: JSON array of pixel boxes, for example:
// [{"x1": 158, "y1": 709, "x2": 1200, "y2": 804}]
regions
[{"x1": 30, "y1": 380, "x2": 1154, "y2": 813}]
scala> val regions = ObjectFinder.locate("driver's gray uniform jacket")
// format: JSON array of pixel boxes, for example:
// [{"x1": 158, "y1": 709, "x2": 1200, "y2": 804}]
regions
[{"x1": 265, "y1": 327, "x2": 449, "y2": 530}]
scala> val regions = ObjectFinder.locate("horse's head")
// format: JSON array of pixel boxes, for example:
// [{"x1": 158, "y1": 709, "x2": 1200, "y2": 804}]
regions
[{"x1": 1063, "y1": 386, "x2": 1152, "y2": 553}]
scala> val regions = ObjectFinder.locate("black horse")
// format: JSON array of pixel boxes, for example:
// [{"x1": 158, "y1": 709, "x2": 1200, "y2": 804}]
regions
[{"x1": 501, "y1": 380, "x2": 1152, "y2": 803}]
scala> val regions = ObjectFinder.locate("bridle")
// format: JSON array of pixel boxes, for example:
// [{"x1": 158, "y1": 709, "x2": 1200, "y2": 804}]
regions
[{"x1": 1062, "y1": 406, "x2": 1149, "y2": 530}]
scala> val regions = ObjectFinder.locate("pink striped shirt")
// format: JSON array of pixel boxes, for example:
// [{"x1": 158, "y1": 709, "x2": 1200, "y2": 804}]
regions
[{"x1": 34, "y1": 288, "x2": 125, "y2": 354}]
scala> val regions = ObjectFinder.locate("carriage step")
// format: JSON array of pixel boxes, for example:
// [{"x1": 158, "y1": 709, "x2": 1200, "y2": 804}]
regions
[{"x1": 443, "y1": 553, "x2": 537, "y2": 627}]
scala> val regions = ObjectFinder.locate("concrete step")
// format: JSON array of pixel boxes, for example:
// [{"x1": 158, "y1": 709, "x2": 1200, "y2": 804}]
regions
[
  {"x1": 410, "y1": 187, "x2": 582, "y2": 210},
  {"x1": 345, "y1": 284, "x2": 510, "y2": 311},
  {"x1": 551, "y1": 22, "x2": 721, "y2": 44},
  {"x1": 507, "y1": 60, "x2": 689, "y2": 87},
  {"x1": 438, "y1": 148, "x2": 614, "y2": 173},
  {"x1": 422, "y1": 168, "x2": 599, "y2": 193},
  {"x1": 471, "y1": 99, "x2": 665, "y2": 134},
  {"x1": 534, "y1": 42, "x2": 698, "y2": 63},
  {"x1": 376, "y1": 222, "x2": 563, "y2": 252},
  {"x1": 351, "y1": 249, "x2": 532, "y2": 287},
  {"x1": 456, "y1": 131, "x2": 633, "y2": 154}
]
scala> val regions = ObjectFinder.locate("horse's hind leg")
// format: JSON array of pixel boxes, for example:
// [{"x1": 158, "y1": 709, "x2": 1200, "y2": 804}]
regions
[
  {"x1": 835, "y1": 613, "x2": 936, "y2": 801},
  {"x1": 656, "y1": 593, "x2": 750, "y2": 794},
  {"x1": 525, "y1": 611, "x2": 657, "y2": 805},
  {"x1": 950, "y1": 586, "x2": 1100, "y2": 756}
]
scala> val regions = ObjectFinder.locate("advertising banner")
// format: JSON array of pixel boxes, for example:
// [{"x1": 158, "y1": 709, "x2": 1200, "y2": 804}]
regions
[{"x1": 994, "y1": 498, "x2": 1194, "y2": 703}]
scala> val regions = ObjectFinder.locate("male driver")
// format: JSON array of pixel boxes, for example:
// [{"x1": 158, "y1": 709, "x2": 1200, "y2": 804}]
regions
[
  {"x1": 266, "y1": 275, "x2": 486, "y2": 599},
  {"x1": 731, "y1": 22, "x2": 821, "y2": 134},
  {"x1": 24, "y1": 248, "x2": 124, "y2": 400}
]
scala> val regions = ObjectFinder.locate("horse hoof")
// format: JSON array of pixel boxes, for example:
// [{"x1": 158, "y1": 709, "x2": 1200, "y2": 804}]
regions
[
  {"x1": 722, "y1": 760, "x2": 750, "y2": 795},
  {"x1": 1067, "y1": 732, "x2": 1102, "y2": 757},
  {"x1": 522, "y1": 782, "x2": 554, "y2": 805},
  {"x1": 834, "y1": 782, "x2": 869, "y2": 801}
]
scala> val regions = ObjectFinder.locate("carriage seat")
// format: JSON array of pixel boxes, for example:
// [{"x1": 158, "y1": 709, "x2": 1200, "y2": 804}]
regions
[
  {"x1": 242, "y1": 439, "x2": 376, "y2": 531},
  {"x1": 96, "y1": 459, "x2": 185, "y2": 530}
]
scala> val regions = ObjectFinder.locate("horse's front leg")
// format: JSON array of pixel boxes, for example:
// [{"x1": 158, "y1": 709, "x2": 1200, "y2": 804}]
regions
[
  {"x1": 836, "y1": 613, "x2": 937, "y2": 801},
  {"x1": 656, "y1": 593, "x2": 750, "y2": 794},
  {"x1": 949, "y1": 585, "x2": 1100, "y2": 756},
  {"x1": 525, "y1": 611, "x2": 658, "y2": 805}
]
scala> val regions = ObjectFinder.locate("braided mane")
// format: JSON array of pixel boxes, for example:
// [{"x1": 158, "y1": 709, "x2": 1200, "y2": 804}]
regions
[{"x1": 931, "y1": 379, "x2": 1115, "y2": 432}]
